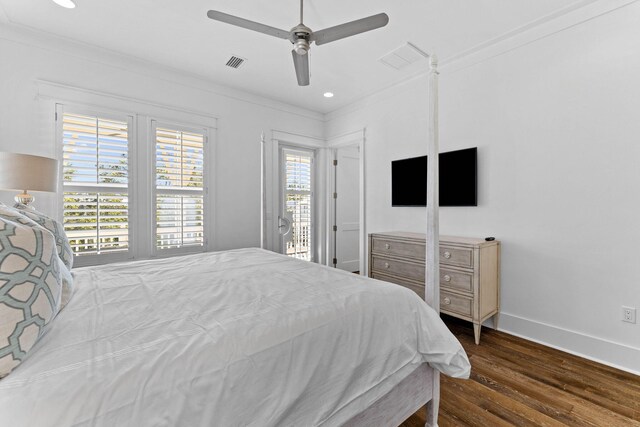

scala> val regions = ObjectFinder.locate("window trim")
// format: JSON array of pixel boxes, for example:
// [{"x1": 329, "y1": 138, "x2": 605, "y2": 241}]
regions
[
  {"x1": 150, "y1": 119, "x2": 210, "y2": 257},
  {"x1": 56, "y1": 103, "x2": 138, "y2": 267}
]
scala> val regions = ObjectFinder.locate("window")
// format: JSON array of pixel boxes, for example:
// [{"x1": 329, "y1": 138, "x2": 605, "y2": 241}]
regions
[
  {"x1": 61, "y1": 111, "x2": 131, "y2": 257},
  {"x1": 282, "y1": 148, "x2": 313, "y2": 261},
  {"x1": 154, "y1": 124, "x2": 206, "y2": 251},
  {"x1": 58, "y1": 102, "x2": 214, "y2": 266}
]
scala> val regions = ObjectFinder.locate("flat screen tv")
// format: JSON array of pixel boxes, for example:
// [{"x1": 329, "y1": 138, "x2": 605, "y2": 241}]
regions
[{"x1": 391, "y1": 147, "x2": 477, "y2": 207}]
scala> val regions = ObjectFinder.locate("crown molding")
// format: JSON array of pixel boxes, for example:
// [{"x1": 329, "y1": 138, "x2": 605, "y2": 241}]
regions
[
  {"x1": 325, "y1": 0, "x2": 639, "y2": 121},
  {"x1": 0, "y1": 22, "x2": 325, "y2": 123},
  {"x1": 441, "y1": 0, "x2": 639, "y2": 75},
  {"x1": 0, "y1": 3, "x2": 8, "y2": 24},
  {"x1": 324, "y1": 71, "x2": 426, "y2": 122}
]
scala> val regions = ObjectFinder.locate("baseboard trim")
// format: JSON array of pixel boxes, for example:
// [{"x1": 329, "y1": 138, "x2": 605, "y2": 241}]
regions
[{"x1": 497, "y1": 312, "x2": 640, "y2": 376}]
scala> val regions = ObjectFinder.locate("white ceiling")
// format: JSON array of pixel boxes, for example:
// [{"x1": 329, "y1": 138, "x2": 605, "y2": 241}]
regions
[{"x1": 1, "y1": 0, "x2": 592, "y2": 113}]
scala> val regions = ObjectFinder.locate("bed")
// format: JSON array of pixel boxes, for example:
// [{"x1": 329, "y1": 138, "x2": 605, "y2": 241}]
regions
[
  {"x1": 1, "y1": 53, "x2": 460, "y2": 427},
  {"x1": 0, "y1": 248, "x2": 469, "y2": 427}
]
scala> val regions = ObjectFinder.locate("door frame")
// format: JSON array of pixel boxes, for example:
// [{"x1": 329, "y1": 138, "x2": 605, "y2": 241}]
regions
[
  {"x1": 326, "y1": 129, "x2": 366, "y2": 275},
  {"x1": 269, "y1": 130, "x2": 326, "y2": 262}
]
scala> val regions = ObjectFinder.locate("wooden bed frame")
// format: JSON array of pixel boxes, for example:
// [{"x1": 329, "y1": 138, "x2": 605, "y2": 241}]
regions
[
  {"x1": 344, "y1": 363, "x2": 435, "y2": 426},
  {"x1": 262, "y1": 55, "x2": 442, "y2": 427},
  {"x1": 346, "y1": 54, "x2": 441, "y2": 427}
]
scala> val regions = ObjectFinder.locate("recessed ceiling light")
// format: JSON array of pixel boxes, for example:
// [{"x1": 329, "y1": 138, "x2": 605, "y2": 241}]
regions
[
  {"x1": 52, "y1": 0, "x2": 76, "y2": 9},
  {"x1": 324, "y1": 92, "x2": 334, "y2": 98}
]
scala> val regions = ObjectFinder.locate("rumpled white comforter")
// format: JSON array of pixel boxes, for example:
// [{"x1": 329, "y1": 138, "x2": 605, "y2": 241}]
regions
[{"x1": 0, "y1": 248, "x2": 469, "y2": 427}]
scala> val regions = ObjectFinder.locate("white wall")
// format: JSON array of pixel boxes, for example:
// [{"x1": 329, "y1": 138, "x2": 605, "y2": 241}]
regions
[
  {"x1": 326, "y1": 2, "x2": 640, "y2": 373},
  {"x1": 0, "y1": 24, "x2": 324, "y2": 253},
  {"x1": 2, "y1": 2, "x2": 639, "y2": 374}
]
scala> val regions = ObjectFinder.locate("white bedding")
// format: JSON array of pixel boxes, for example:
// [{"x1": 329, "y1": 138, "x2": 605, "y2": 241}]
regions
[{"x1": 0, "y1": 248, "x2": 469, "y2": 427}]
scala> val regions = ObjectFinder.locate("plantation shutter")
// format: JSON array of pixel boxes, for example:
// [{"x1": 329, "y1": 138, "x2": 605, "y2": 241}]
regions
[
  {"x1": 284, "y1": 149, "x2": 313, "y2": 261},
  {"x1": 62, "y1": 112, "x2": 131, "y2": 256},
  {"x1": 155, "y1": 125, "x2": 206, "y2": 250}
]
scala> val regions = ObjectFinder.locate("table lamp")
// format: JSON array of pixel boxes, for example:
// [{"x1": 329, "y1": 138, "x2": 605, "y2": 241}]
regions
[{"x1": 0, "y1": 152, "x2": 59, "y2": 208}]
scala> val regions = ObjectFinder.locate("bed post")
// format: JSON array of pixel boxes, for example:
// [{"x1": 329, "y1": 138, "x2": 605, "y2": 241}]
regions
[
  {"x1": 260, "y1": 131, "x2": 267, "y2": 249},
  {"x1": 425, "y1": 55, "x2": 441, "y2": 427}
]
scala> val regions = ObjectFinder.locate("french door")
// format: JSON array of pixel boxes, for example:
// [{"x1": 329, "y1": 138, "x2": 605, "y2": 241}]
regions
[{"x1": 279, "y1": 147, "x2": 314, "y2": 261}]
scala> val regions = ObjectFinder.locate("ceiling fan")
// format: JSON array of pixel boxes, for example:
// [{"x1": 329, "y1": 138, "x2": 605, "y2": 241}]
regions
[{"x1": 207, "y1": 0, "x2": 389, "y2": 86}]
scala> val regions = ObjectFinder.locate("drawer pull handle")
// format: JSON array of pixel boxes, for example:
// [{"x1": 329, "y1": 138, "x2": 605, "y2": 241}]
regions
[
  {"x1": 384, "y1": 262, "x2": 390, "y2": 269},
  {"x1": 443, "y1": 251, "x2": 451, "y2": 259},
  {"x1": 444, "y1": 275, "x2": 451, "y2": 282},
  {"x1": 444, "y1": 297, "x2": 451, "y2": 305},
  {"x1": 384, "y1": 243, "x2": 391, "y2": 250}
]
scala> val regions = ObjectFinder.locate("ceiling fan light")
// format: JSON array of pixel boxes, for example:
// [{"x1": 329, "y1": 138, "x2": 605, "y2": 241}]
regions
[
  {"x1": 52, "y1": 0, "x2": 76, "y2": 8},
  {"x1": 324, "y1": 92, "x2": 334, "y2": 98},
  {"x1": 293, "y1": 39, "x2": 309, "y2": 55}
]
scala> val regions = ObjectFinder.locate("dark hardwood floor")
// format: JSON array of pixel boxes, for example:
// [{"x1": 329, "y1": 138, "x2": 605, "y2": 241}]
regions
[{"x1": 400, "y1": 316, "x2": 640, "y2": 427}]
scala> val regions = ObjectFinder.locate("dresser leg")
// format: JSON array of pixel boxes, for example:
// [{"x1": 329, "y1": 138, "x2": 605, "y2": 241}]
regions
[
  {"x1": 493, "y1": 312, "x2": 500, "y2": 330},
  {"x1": 473, "y1": 323, "x2": 481, "y2": 345}
]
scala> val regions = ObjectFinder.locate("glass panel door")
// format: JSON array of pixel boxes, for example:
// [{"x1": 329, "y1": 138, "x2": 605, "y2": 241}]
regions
[{"x1": 280, "y1": 147, "x2": 314, "y2": 261}]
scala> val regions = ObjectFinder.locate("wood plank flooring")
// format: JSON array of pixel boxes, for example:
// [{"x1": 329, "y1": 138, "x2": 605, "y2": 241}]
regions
[{"x1": 400, "y1": 316, "x2": 640, "y2": 427}]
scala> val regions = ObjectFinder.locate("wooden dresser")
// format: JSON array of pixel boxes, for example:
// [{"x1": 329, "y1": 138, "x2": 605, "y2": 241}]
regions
[{"x1": 368, "y1": 232, "x2": 500, "y2": 344}]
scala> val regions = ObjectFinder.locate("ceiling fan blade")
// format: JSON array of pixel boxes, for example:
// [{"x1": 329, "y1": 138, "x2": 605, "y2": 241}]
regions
[
  {"x1": 292, "y1": 50, "x2": 310, "y2": 86},
  {"x1": 207, "y1": 10, "x2": 290, "y2": 40},
  {"x1": 314, "y1": 13, "x2": 389, "y2": 46}
]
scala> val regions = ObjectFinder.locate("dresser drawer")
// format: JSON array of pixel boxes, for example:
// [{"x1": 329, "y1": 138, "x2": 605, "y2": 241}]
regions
[
  {"x1": 441, "y1": 291, "x2": 472, "y2": 318},
  {"x1": 440, "y1": 268, "x2": 473, "y2": 293},
  {"x1": 369, "y1": 232, "x2": 500, "y2": 345},
  {"x1": 371, "y1": 237, "x2": 425, "y2": 261},
  {"x1": 372, "y1": 272, "x2": 425, "y2": 299},
  {"x1": 371, "y1": 256, "x2": 425, "y2": 283},
  {"x1": 440, "y1": 246, "x2": 474, "y2": 268}
]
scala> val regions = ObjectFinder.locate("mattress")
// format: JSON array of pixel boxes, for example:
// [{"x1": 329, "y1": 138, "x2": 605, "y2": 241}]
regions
[{"x1": 0, "y1": 248, "x2": 469, "y2": 427}]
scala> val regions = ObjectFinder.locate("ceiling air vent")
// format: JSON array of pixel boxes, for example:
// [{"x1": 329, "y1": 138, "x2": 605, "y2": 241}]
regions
[
  {"x1": 226, "y1": 55, "x2": 247, "y2": 69},
  {"x1": 379, "y1": 42, "x2": 428, "y2": 71}
]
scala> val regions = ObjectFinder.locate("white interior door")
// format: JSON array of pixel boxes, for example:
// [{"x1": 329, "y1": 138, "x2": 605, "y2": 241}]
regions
[
  {"x1": 280, "y1": 147, "x2": 314, "y2": 261},
  {"x1": 334, "y1": 145, "x2": 360, "y2": 272}
]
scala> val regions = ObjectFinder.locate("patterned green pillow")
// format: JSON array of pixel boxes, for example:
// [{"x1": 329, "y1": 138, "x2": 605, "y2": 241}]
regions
[
  {"x1": 12, "y1": 205, "x2": 74, "y2": 310},
  {"x1": 0, "y1": 207, "x2": 63, "y2": 378},
  {"x1": 14, "y1": 204, "x2": 73, "y2": 270}
]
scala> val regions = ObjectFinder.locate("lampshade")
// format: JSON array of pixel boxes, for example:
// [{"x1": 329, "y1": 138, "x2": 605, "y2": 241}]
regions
[{"x1": 0, "y1": 152, "x2": 59, "y2": 192}]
